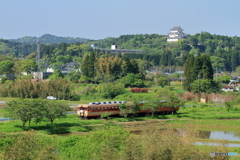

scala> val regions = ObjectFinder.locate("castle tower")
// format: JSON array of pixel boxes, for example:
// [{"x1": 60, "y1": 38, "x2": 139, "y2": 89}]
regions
[{"x1": 167, "y1": 26, "x2": 185, "y2": 42}]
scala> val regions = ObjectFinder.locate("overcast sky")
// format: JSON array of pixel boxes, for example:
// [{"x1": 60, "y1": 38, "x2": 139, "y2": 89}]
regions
[{"x1": 0, "y1": 0, "x2": 239, "y2": 40}]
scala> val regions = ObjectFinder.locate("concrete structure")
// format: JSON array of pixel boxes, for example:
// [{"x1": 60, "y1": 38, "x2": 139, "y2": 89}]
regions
[
  {"x1": 167, "y1": 26, "x2": 185, "y2": 42},
  {"x1": 32, "y1": 72, "x2": 52, "y2": 80},
  {"x1": 111, "y1": 45, "x2": 118, "y2": 49},
  {"x1": 100, "y1": 45, "x2": 143, "y2": 54}
]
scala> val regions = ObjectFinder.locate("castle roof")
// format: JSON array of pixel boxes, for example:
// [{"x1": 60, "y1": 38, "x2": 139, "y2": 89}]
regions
[{"x1": 171, "y1": 26, "x2": 183, "y2": 31}]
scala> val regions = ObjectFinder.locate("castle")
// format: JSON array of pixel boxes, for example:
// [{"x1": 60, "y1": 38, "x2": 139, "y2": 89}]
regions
[{"x1": 167, "y1": 26, "x2": 185, "y2": 42}]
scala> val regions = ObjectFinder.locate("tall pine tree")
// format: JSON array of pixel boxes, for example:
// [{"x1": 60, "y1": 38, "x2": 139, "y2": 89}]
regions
[
  {"x1": 184, "y1": 54, "x2": 196, "y2": 91},
  {"x1": 201, "y1": 54, "x2": 213, "y2": 80},
  {"x1": 81, "y1": 52, "x2": 96, "y2": 78}
]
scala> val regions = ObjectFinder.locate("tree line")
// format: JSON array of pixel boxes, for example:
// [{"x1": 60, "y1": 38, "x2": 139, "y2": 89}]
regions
[
  {"x1": 184, "y1": 53, "x2": 220, "y2": 93},
  {"x1": 1, "y1": 32, "x2": 240, "y2": 72},
  {"x1": 0, "y1": 79, "x2": 73, "y2": 100},
  {"x1": 5, "y1": 99, "x2": 71, "y2": 127}
]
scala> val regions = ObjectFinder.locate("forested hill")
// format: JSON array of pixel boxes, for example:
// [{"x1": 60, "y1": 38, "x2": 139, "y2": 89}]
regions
[
  {"x1": 1, "y1": 32, "x2": 240, "y2": 71},
  {"x1": 8, "y1": 34, "x2": 92, "y2": 44}
]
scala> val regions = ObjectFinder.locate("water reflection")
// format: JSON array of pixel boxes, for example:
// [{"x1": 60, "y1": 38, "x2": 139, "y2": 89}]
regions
[
  {"x1": 197, "y1": 130, "x2": 240, "y2": 141},
  {"x1": 130, "y1": 129, "x2": 240, "y2": 142},
  {"x1": 0, "y1": 117, "x2": 12, "y2": 121}
]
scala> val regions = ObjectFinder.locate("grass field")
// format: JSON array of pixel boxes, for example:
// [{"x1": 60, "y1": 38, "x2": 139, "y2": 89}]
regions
[{"x1": 1, "y1": 84, "x2": 240, "y2": 159}]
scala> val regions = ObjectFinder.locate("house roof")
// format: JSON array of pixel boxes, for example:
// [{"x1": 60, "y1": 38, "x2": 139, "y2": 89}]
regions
[{"x1": 223, "y1": 85, "x2": 234, "y2": 88}]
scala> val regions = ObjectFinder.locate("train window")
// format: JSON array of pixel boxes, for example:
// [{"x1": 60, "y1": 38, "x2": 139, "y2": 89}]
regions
[{"x1": 82, "y1": 107, "x2": 88, "y2": 110}]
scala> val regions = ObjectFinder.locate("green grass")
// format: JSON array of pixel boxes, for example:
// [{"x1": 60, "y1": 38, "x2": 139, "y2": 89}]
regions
[{"x1": 1, "y1": 104, "x2": 240, "y2": 134}]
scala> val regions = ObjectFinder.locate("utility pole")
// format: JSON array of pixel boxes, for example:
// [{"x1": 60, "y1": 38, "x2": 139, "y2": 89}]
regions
[
  {"x1": 216, "y1": 67, "x2": 218, "y2": 81},
  {"x1": 198, "y1": 74, "x2": 201, "y2": 102},
  {"x1": 180, "y1": 73, "x2": 183, "y2": 87},
  {"x1": 36, "y1": 39, "x2": 40, "y2": 72}
]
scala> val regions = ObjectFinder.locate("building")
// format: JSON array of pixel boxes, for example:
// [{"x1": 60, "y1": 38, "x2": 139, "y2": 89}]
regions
[
  {"x1": 167, "y1": 26, "x2": 185, "y2": 42},
  {"x1": 99, "y1": 45, "x2": 143, "y2": 54}
]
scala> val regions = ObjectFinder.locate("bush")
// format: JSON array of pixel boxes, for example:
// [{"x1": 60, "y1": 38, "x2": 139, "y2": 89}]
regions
[
  {"x1": 100, "y1": 83, "x2": 125, "y2": 99},
  {"x1": 120, "y1": 73, "x2": 145, "y2": 87}
]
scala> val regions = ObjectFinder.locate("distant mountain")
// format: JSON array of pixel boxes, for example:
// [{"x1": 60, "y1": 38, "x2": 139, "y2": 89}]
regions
[{"x1": 9, "y1": 34, "x2": 92, "y2": 44}]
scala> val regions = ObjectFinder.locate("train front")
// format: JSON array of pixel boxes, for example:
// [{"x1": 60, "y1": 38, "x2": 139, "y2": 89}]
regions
[{"x1": 77, "y1": 104, "x2": 88, "y2": 118}]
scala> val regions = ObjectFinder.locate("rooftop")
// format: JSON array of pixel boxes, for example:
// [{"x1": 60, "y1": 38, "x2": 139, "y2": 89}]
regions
[{"x1": 171, "y1": 26, "x2": 183, "y2": 31}]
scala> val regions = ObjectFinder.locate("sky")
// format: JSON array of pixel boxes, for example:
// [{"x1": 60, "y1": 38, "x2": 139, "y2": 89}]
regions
[{"x1": 0, "y1": 0, "x2": 239, "y2": 40}]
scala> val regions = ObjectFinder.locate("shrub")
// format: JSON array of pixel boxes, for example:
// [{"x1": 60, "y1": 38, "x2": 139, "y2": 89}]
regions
[
  {"x1": 120, "y1": 73, "x2": 145, "y2": 87},
  {"x1": 100, "y1": 83, "x2": 125, "y2": 99}
]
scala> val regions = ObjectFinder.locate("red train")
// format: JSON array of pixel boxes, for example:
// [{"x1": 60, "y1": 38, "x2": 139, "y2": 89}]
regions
[{"x1": 77, "y1": 101, "x2": 179, "y2": 119}]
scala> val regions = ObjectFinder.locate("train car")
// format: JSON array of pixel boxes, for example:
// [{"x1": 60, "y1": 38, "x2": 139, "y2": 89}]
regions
[{"x1": 77, "y1": 101, "x2": 179, "y2": 119}]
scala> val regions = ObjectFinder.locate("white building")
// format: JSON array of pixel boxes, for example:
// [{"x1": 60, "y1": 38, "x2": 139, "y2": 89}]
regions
[
  {"x1": 221, "y1": 85, "x2": 234, "y2": 92},
  {"x1": 167, "y1": 26, "x2": 185, "y2": 42}
]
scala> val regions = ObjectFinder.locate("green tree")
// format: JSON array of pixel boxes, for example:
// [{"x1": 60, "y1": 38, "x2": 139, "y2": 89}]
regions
[
  {"x1": 177, "y1": 39, "x2": 188, "y2": 50},
  {"x1": 81, "y1": 53, "x2": 96, "y2": 79},
  {"x1": 155, "y1": 75, "x2": 170, "y2": 87},
  {"x1": 142, "y1": 98, "x2": 164, "y2": 117},
  {"x1": 119, "y1": 103, "x2": 132, "y2": 118},
  {"x1": 190, "y1": 79, "x2": 220, "y2": 93},
  {"x1": 88, "y1": 52, "x2": 96, "y2": 78},
  {"x1": 216, "y1": 75, "x2": 231, "y2": 84},
  {"x1": 0, "y1": 60, "x2": 14, "y2": 74},
  {"x1": 19, "y1": 60, "x2": 37, "y2": 73},
  {"x1": 129, "y1": 59, "x2": 139, "y2": 74},
  {"x1": 193, "y1": 55, "x2": 202, "y2": 77},
  {"x1": 189, "y1": 36, "x2": 198, "y2": 48},
  {"x1": 56, "y1": 55, "x2": 72, "y2": 64},
  {"x1": 81, "y1": 54, "x2": 90, "y2": 77},
  {"x1": 160, "y1": 50, "x2": 168, "y2": 66},
  {"x1": 210, "y1": 56, "x2": 226, "y2": 70},
  {"x1": 155, "y1": 88, "x2": 185, "y2": 114},
  {"x1": 43, "y1": 100, "x2": 72, "y2": 125},
  {"x1": 100, "y1": 83, "x2": 125, "y2": 99},
  {"x1": 224, "y1": 101, "x2": 233, "y2": 112},
  {"x1": 5, "y1": 99, "x2": 42, "y2": 127},
  {"x1": 184, "y1": 54, "x2": 196, "y2": 91},
  {"x1": 121, "y1": 56, "x2": 132, "y2": 76},
  {"x1": 121, "y1": 73, "x2": 144, "y2": 87},
  {"x1": 48, "y1": 69, "x2": 64, "y2": 80},
  {"x1": 65, "y1": 71, "x2": 81, "y2": 83},
  {"x1": 231, "y1": 52, "x2": 238, "y2": 71},
  {"x1": 201, "y1": 54, "x2": 214, "y2": 80},
  {"x1": 128, "y1": 97, "x2": 144, "y2": 117}
]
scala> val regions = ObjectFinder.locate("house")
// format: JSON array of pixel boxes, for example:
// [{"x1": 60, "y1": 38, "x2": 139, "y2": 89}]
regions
[
  {"x1": 167, "y1": 26, "x2": 186, "y2": 42},
  {"x1": 221, "y1": 85, "x2": 234, "y2": 92}
]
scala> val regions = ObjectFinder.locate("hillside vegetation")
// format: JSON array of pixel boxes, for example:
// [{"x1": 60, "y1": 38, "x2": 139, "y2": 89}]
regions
[{"x1": 0, "y1": 32, "x2": 239, "y2": 72}]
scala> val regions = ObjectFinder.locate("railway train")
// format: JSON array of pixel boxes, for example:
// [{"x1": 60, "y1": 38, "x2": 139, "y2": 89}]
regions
[{"x1": 77, "y1": 101, "x2": 179, "y2": 119}]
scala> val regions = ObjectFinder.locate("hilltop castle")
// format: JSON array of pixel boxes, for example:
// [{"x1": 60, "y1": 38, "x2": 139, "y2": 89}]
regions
[{"x1": 167, "y1": 26, "x2": 186, "y2": 42}]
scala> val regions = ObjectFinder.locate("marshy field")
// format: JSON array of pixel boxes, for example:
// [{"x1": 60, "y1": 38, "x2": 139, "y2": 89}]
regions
[{"x1": 1, "y1": 100, "x2": 240, "y2": 159}]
